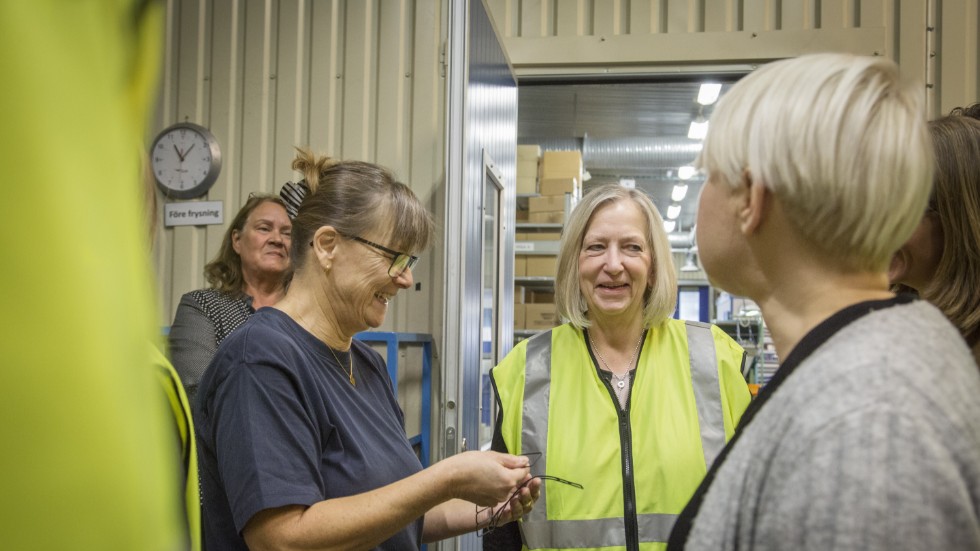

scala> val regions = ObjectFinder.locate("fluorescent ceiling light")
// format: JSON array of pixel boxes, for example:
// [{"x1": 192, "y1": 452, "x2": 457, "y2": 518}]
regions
[
  {"x1": 619, "y1": 178, "x2": 636, "y2": 188},
  {"x1": 697, "y1": 83, "x2": 722, "y2": 105},
  {"x1": 677, "y1": 165, "x2": 697, "y2": 180},
  {"x1": 671, "y1": 184, "x2": 689, "y2": 202},
  {"x1": 663, "y1": 220, "x2": 676, "y2": 233},
  {"x1": 688, "y1": 119, "x2": 709, "y2": 140},
  {"x1": 667, "y1": 204, "x2": 681, "y2": 220}
]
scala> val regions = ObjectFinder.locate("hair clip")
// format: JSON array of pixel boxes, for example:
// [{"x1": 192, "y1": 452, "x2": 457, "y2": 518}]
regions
[{"x1": 280, "y1": 179, "x2": 309, "y2": 219}]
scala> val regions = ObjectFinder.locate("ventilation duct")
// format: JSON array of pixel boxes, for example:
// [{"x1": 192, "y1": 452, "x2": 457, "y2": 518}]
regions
[
  {"x1": 521, "y1": 137, "x2": 703, "y2": 174},
  {"x1": 668, "y1": 232, "x2": 694, "y2": 250}
]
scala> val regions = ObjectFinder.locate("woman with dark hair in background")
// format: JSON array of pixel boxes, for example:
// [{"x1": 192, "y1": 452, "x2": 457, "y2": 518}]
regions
[
  {"x1": 668, "y1": 53, "x2": 980, "y2": 551},
  {"x1": 168, "y1": 194, "x2": 292, "y2": 399}
]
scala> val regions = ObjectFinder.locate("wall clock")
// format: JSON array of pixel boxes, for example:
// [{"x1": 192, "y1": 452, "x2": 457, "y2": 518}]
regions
[{"x1": 150, "y1": 122, "x2": 222, "y2": 199}]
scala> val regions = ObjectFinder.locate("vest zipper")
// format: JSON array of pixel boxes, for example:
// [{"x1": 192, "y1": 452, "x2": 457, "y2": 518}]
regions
[
  {"x1": 603, "y1": 375, "x2": 640, "y2": 551},
  {"x1": 620, "y1": 390, "x2": 639, "y2": 551}
]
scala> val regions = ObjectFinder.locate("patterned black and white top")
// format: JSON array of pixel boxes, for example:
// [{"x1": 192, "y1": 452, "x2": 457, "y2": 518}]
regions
[{"x1": 168, "y1": 288, "x2": 255, "y2": 401}]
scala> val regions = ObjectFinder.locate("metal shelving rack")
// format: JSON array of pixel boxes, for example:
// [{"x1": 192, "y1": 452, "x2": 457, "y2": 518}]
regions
[{"x1": 713, "y1": 315, "x2": 767, "y2": 385}]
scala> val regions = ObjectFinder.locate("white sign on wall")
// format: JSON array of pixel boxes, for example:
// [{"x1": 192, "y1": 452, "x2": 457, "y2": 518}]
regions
[{"x1": 164, "y1": 201, "x2": 224, "y2": 227}]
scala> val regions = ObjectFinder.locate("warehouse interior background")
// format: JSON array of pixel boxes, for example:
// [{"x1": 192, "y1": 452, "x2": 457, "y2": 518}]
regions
[{"x1": 151, "y1": 2, "x2": 979, "y2": 548}]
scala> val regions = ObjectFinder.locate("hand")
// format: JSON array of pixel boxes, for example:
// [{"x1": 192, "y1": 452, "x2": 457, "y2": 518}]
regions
[
  {"x1": 442, "y1": 451, "x2": 530, "y2": 507},
  {"x1": 486, "y1": 475, "x2": 542, "y2": 527}
]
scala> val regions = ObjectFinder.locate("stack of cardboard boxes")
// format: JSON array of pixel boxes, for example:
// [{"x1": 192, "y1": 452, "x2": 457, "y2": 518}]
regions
[
  {"x1": 514, "y1": 148, "x2": 584, "y2": 332},
  {"x1": 516, "y1": 144, "x2": 541, "y2": 196}
]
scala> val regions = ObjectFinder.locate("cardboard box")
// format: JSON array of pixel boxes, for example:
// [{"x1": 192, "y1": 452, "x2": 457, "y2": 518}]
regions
[
  {"x1": 529, "y1": 290, "x2": 555, "y2": 304},
  {"x1": 541, "y1": 151, "x2": 582, "y2": 180},
  {"x1": 516, "y1": 176, "x2": 537, "y2": 195},
  {"x1": 540, "y1": 177, "x2": 579, "y2": 196},
  {"x1": 516, "y1": 231, "x2": 561, "y2": 241},
  {"x1": 517, "y1": 159, "x2": 540, "y2": 178},
  {"x1": 528, "y1": 210, "x2": 565, "y2": 224},
  {"x1": 525, "y1": 255, "x2": 557, "y2": 277},
  {"x1": 514, "y1": 255, "x2": 527, "y2": 277},
  {"x1": 525, "y1": 303, "x2": 558, "y2": 330},
  {"x1": 517, "y1": 144, "x2": 541, "y2": 160},
  {"x1": 528, "y1": 195, "x2": 566, "y2": 213},
  {"x1": 513, "y1": 304, "x2": 526, "y2": 329}
]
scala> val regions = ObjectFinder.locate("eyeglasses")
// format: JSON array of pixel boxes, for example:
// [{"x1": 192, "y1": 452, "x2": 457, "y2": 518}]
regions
[
  {"x1": 476, "y1": 453, "x2": 583, "y2": 536},
  {"x1": 350, "y1": 235, "x2": 419, "y2": 278}
]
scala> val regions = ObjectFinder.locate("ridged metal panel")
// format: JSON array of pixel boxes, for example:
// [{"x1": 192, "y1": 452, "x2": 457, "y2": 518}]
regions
[
  {"x1": 935, "y1": 0, "x2": 980, "y2": 115},
  {"x1": 154, "y1": 0, "x2": 446, "y2": 341},
  {"x1": 457, "y1": 0, "x2": 518, "y2": 456},
  {"x1": 487, "y1": 0, "x2": 979, "y2": 116},
  {"x1": 441, "y1": 1, "x2": 518, "y2": 549}
]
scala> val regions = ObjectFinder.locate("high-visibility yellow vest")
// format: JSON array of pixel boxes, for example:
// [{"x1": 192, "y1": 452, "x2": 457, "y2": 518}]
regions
[
  {"x1": 0, "y1": 1, "x2": 185, "y2": 549},
  {"x1": 153, "y1": 345, "x2": 202, "y2": 551},
  {"x1": 492, "y1": 320, "x2": 751, "y2": 551}
]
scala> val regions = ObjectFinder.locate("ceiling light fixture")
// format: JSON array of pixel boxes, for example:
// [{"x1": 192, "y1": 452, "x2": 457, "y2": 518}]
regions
[
  {"x1": 663, "y1": 220, "x2": 676, "y2": 233},
  {"x1": 688, "y1": 119, "x2": 709, "y2": 140},
  {"x1": 667, "y1": 204, "x2": 681, "y2": 220},
  {"x1": 671, "y1": 184, "x2": 689, "y2": 202},
  {"x1": 677, "y1": 165, "x2": 697, "y2": 180},
  {"x1": 697, "y1": 83, "x2": 722, "y2": 106}
]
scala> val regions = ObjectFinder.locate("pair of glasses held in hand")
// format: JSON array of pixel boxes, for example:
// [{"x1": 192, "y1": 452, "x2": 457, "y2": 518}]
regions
[{"x1": 476, "y1": 452, "x2": 583, "y2": 537}]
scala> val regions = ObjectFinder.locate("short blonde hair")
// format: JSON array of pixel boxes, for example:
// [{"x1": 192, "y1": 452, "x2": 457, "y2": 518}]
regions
[
  {"x1": 555, "y1": 184, "x2": 677, "y2": 329},
  {"x1": 697, "y1": 53, "x2": 933, "y2": 272}
]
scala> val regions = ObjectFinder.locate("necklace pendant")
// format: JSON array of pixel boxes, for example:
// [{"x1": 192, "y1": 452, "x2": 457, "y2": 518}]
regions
[
  {"x1": 617, "y1": 380, "x2": 625, "y2": 389},
  {"x1": 349, "y1": 372, "x2": 356, "y2": 386}
]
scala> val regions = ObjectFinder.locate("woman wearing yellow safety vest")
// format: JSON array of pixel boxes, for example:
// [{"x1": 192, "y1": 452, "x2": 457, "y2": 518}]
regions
[{"x1": 487, "y1": 184, "x2": 752, "y2": 551}]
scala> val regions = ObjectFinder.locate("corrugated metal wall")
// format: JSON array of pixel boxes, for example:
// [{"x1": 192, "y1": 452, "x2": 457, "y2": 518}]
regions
[
  {"x1": 486, "y1": 0, "x2": 979, "y2": 116},
  {"x1": 442, "y1": 2, "x2": 517, "y2": 545},
  {"x1": 153, "y1": 0, "x2": 447, "y2": 341},
  {"x1": 450, "y1": 0, "x2": 518, "y2": 495},
  {"x1": 156, "y1": 0, "x2": 978, "y2": 327}
]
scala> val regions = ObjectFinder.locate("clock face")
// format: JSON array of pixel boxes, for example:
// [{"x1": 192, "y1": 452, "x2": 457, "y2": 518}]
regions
[{"x1": 151, "y1": 123, "x2": 221, "y2": 199}]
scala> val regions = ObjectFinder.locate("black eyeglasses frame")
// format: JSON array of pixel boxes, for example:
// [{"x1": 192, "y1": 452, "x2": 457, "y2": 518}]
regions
[{"x1": 349, "y1": 235, "x2": 419, "y2": 278}]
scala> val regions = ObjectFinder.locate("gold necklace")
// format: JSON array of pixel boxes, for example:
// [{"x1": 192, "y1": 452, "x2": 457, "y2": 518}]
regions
[{"x1": 327, "y1": 346, "x2": 356, "y2": 386}]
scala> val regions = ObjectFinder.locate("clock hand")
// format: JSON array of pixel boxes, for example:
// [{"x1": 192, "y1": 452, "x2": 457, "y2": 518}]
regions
[
  {"x1": 173, "y1": 143, "x2": 185, "y2": 162},
  {"x1": 184, "y1": 143, "x2": 196, "y2": 157}
]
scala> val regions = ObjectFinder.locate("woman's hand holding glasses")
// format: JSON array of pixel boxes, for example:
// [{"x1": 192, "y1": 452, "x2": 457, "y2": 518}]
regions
[
  {"x1": 440, "y1": 450, "x2": 534, "y2": 507},
  {"x1": 475, "y1": 452, "x2": 583, "y2": 536},
  {"x1": 477, "y1": 473, "x2": 542, "y2": 529}
]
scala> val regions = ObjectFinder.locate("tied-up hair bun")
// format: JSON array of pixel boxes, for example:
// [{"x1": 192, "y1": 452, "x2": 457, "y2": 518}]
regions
[{"x1": 279, "y1": 179, "x2": 310, "y2": 219}]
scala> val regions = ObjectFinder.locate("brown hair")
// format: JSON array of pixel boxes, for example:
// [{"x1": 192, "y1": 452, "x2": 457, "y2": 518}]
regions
[
  {"x1": 949, "y1": 102, "x2": 980, "y2": 120},
  {"x1": 288, "y1": 148, "x2": 434, "y2": 271},
  {"x1": 204, "y1": 194, "x2": 290, "y2": 295},
  {"x1": 920, "y1": 115, "x2": 980, "y2": 347}
]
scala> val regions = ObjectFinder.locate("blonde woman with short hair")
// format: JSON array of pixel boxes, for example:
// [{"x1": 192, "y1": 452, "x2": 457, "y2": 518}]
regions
[{"x1": 669, "y1": 53, "x2": 980, "y2": 551}]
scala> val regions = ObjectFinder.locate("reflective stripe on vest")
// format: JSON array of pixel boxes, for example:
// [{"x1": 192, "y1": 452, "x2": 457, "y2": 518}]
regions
[
  {"x1": 519, "y1": 322, "x2": 721, "y2": 549},
  {"x1": 685, "y1": 321, "x2": 725, "y2": 468}
]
